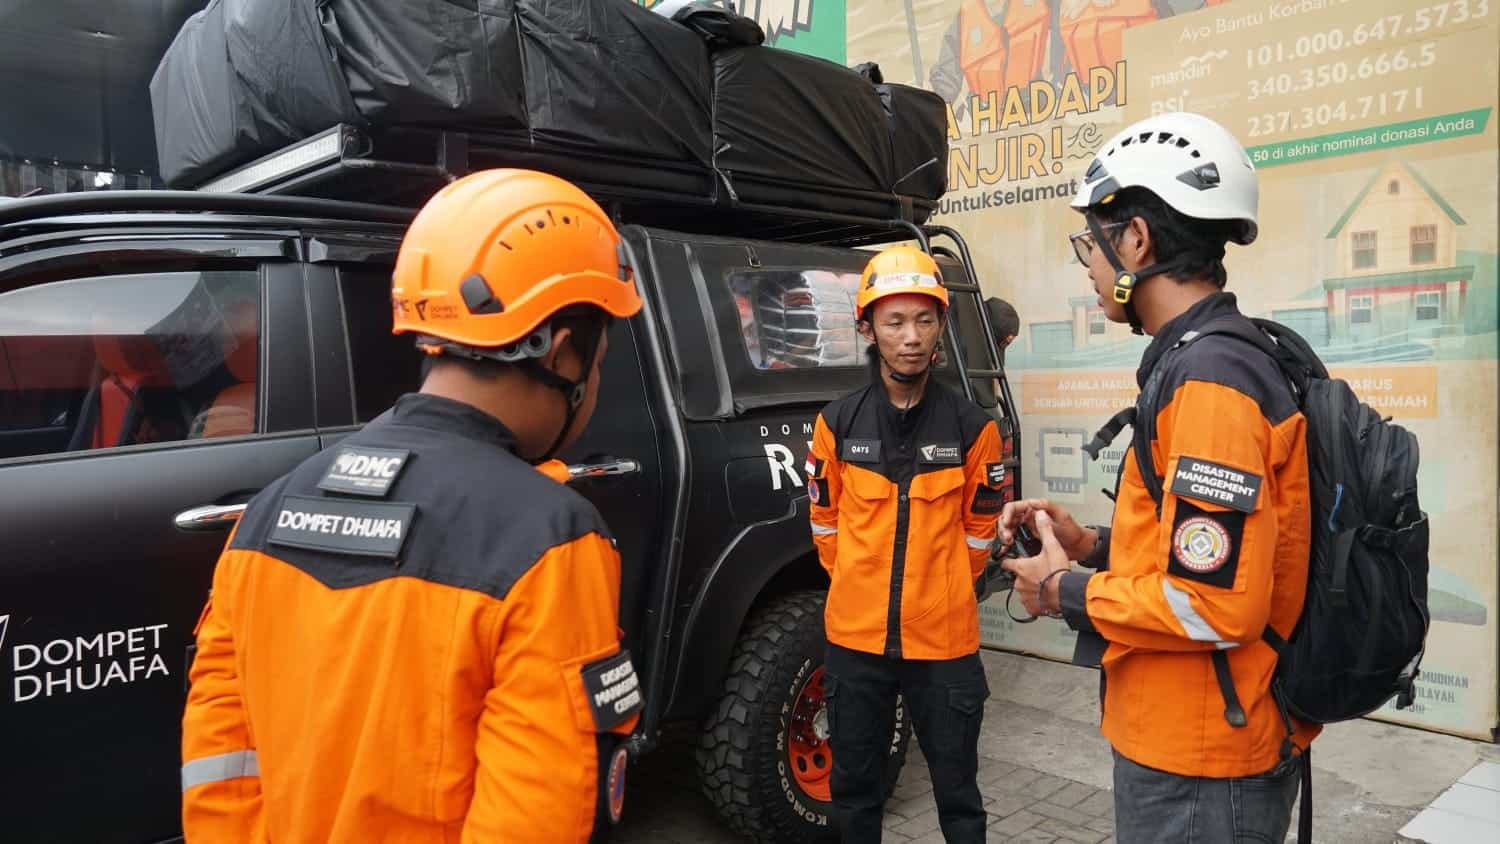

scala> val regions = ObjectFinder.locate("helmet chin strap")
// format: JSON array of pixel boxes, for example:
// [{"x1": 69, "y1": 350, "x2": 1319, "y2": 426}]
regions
[
  {"x1": 521, "y1": 325, "x2": 605, "y2": 464},
  {"x1": 1086, "y1": 214, "x2": 1188, "y2": 337},
  {"x1": 885, "y1": 355, "x2": 929, "y2": 384}
]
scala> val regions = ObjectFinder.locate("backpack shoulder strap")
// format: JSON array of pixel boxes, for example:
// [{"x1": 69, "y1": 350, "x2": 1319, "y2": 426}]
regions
[
  {"x1": 1082, "y1": 406, "x2": 1136, "y2": 460},
  {"x1": 1193, "y1": 316, "x2": 1324, "y2": 398},
  {"x1": 1128, "y1": 316, "x2": 1279, "y2": 513},
  {"x1": 1132, "y1": 376, "x2": 1166, "y2": 513},
  {"x1": 1090, "y1": 315, "x2": 1296, "y2": 513}
]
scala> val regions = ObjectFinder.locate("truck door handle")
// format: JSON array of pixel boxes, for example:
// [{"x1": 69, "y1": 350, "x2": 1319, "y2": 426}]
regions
[
  {"x1": 174, "y1": 503, "x2": 248, "y2": 532},
  {"x1": 567, "y1": 458, "x2": 641, "y2": 481}
]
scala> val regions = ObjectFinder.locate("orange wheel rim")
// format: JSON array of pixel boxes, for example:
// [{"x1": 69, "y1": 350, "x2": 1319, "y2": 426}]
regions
[{"x1": 787, "y1": 666, "x2": 833, "y2": 803}]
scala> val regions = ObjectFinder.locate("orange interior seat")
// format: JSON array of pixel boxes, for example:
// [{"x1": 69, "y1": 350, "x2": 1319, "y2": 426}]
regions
[
  {"x1": 194, "y1": 302, "x2": 258, "y2": 439},
  {"x1": 78, "y1": 334, "x2": 173, "y2": 449}
]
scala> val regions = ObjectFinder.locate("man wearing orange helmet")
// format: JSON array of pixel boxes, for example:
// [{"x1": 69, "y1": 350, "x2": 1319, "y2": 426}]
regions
[
  {"x1": 806, "y1": 246, "x2": 1002, "y2": 842},
  {"x1": 180, "y1": 169, "x2": 644, "y2": 843}
]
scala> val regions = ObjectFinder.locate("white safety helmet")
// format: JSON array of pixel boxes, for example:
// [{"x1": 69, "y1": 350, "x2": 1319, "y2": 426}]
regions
[
  {"x1": 1071, "y1": 112, "x2": 1258, "y2": 245},
  {"x1": 650, "y1": 0, "x2": 726, "y2": 18}
]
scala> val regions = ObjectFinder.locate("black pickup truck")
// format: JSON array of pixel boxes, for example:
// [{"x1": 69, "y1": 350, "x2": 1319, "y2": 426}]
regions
[{"x1": 0, "y1": 132, "x2": 1019, "y2": 844}]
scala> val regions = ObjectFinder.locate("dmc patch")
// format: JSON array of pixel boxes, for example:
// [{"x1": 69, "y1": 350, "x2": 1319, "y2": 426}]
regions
[
  {"x1": 606, "y1": 744, "x2": 628, "y2": 824},
  {"x1": 1173, "y1": 518, "x2": 1231, "y2": 573},
  {"x1": 1170, "y1": 456, "x2": 1262, "y2": 514},
  {"x1": 918, "y1": 442, "x2": 962, "y2": 464},
  {"x1": 841, "y1": 439, "x2": 882, "y2": 463},
  {"x1": 808, "y1": 477, "x2": 830, "y2": 506},
  {"x1": 986, "y1": 462, "x2": 1009, "y2": 486},
  {"x1": 1167, "y1": 499, "x2": 1244, "y2": 588},
  {"x1": 581, "y1": 650, "x2": 643, "y2": 732},
  {"x1": 268, "y1": 495, "x2": 416, "y2": 559},
  {"x1": 970, "y1": 484, "x2": 1006, "y2": 515},
  {"x1": 805, "y1": 455, "x2": 825, "y2": 479},
  {"x1": 317, "y1": 446, "x2": 411, "y2": 498}
]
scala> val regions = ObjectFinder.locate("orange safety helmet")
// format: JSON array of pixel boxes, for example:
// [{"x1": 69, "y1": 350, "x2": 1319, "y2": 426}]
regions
[
  {"x1": 855, "y1": 246, "x2": 949, "y2": 320},
  {"x1": 391, "y1": 169, "x2": 643, "y2": 357}
]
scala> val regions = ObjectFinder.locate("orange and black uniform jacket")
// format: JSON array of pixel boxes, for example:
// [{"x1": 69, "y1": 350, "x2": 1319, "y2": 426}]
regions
[
  {"x1": 808, "y1": 378, "x2": 1002, "y2": 660},
  {"x1": 1059, "y1": 293, "x2": 1320, "y2": 779},
  {"x1": 180, "y1": 393, "x2": 641, "y2": 843}
]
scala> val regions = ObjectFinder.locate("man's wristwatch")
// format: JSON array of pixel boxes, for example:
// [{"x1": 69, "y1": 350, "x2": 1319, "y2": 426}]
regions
[{"x1": 1081, "y1": 525, "x2": 1111, "y2": 571}]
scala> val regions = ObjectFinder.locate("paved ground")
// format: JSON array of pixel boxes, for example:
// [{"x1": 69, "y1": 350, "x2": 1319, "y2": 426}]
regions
[
  {"x1": 615, "y1": 650, "x2": 1500, "y2": 843},
  {"x1": 615, "y1": 732, "x2": 1118, "y2": 843}
]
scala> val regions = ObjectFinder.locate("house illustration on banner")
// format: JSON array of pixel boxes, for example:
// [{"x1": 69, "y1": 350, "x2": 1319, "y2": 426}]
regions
[
  {"x1": 1024, "y1": 160, "x2": 1486, "y2": 367},
  {"x1": 1317, "y1": 159, "x2": 1472, "y2": 346}
]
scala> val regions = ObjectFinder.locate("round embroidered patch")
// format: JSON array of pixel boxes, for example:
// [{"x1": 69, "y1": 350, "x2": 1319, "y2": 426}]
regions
[
  {"x1": 1173, "y1": 517, "x2": 1231, "y2": 573},
  {"x1": 607, "y1": 744, "x2": 628, "y2": 824},
  {"x1": 808, "y1": 478, "x2": 821, "y2": 504}
]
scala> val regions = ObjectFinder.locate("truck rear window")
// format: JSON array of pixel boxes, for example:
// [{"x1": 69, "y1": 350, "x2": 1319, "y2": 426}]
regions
[{"x1": 729, "y1": 269, "x2": 867, "y2": 370}]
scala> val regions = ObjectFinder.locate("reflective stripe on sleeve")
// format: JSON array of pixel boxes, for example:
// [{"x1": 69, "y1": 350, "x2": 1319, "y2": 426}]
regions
[
  {"x1": 182, "y1": 749, "x2": 260, "y2": 792},
  {"x1": 811, "y1": 523, "x2": 838, "y2": 536},
  {"x1": 966, "y1": 534, "x2": 989, "y2": 550},
  {"x1": 1161, "y1": 580, "x2": 1236, "y2": 647}
]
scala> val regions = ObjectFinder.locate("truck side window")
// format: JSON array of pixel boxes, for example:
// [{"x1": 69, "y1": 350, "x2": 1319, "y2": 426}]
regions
[
  {"x1": 730, "y1": 269, "x2": 869, "y2": 369},
  {"x1": 0, "y1": 271, "x2": 260, "y2": 459},
  {"x1": 338, "y1": 268, "x2": 422, "y2": 423}
]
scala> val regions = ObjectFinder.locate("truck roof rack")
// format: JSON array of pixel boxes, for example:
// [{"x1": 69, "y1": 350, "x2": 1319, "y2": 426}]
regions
[
  {"x1": 0, "y1": 187, "x2": 414, "y2": 230},
  {"x1": 192, "y1": 124, "x2": 940, "y2": 249}
]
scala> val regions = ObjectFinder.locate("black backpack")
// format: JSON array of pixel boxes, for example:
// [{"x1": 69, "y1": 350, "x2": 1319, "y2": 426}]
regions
[{"x1": 1087, "y1": 316, "x2": 1431, "y2": 842}]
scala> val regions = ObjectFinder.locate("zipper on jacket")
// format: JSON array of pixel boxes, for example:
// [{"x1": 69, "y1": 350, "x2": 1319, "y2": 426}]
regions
[{"x1": 884, "y1": 479, "x2": 912, "y2": 659}]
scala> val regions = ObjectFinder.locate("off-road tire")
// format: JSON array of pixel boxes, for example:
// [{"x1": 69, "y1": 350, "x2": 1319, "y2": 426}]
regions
[{"x1": 697, "y1": 589, "x2": 911, "y2": 843}]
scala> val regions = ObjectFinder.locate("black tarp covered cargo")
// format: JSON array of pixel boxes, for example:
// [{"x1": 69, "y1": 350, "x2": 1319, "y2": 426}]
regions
[
  {"x1": 149, "y1": 0, "x2": 949, "y2": 221},
  {"x1": 149, "y1": 1, "x2": 238, "y2": 188},
  {"x1": 225, "y1": 0, "x2": 362, "y2": 136},
  {"x1": 152, "y1": 0, "x2": 715, "y2": 186},
  {"x1": 321, "y1": 0, "x2": 526, "y2": 129},
  {"x1": 517, "y1": 0, "x2": 712, "y2": 166},
  {"x1": 152, "y1": 0, "x2": 358, "y2": 187},
  {"x1": 711, "y1": 46, "x2": 896, "y2": 202},
  {"x1": 880, "y1": 83, "x2": 948, "y2": 201}
]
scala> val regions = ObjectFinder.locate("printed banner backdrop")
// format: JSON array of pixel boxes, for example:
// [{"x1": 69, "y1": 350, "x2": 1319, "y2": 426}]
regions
[{"x1": 847, "y1": 0, "x2": 1499, "y2": 740}]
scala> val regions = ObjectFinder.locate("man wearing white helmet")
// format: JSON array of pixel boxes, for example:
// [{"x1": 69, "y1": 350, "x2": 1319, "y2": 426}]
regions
[{"x1": 996, "y1": 112, "x2": 1317, "y2": 843}]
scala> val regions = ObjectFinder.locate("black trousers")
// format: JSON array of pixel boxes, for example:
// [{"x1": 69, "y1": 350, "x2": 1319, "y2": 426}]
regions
[{"x1": 824, "y1": 644, "x2": 989, "y2": 843}]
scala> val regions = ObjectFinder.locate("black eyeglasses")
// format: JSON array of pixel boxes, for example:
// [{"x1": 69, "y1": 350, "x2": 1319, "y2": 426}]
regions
[{"x1": 1068, "y1": 221, "x2": 1128, "y2": 264}]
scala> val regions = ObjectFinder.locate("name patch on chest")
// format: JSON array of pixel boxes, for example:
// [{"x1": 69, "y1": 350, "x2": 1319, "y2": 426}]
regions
[
  {"x1": 1170, "y1": 456, "x2": 1262, "y2": 514},
  {"x1": 317, "y1": 446, "x2": 411, "y2": 498},
  {"x1": 269, "y1": 495, "x2": 416, "y2": 559},
  {"x1": 841, "y1": 439, "x2": 882, "y2": 463},
  {"x1": 918, "y1": 442, "x2": 962, "y2": 464}
]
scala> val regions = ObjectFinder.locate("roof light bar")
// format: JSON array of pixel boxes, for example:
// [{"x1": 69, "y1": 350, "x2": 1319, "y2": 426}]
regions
[{"x1": 197, "y1": 126, "x2": 346, "y2": 194}]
